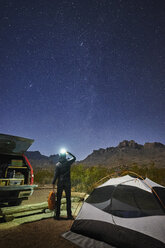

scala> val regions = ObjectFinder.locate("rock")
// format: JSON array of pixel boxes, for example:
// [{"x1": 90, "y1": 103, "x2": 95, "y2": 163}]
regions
[
  {"x1": 118, "y1": 140, "x2": 141, "y2": 149},
  {"x1": 144, "y1": 142, "x2": 165, "y2": 149},
  {"x1": 79, "y1": 140, "x2": 165, "y2": 168}
]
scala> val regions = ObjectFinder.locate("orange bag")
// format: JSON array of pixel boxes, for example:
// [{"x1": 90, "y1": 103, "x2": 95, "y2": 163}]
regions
[{"x1": 48, "y1": 191, "x2": 56, "y2": 210}]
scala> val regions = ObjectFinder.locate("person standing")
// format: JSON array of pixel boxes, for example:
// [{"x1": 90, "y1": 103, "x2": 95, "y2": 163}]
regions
[{"x1": 52, "y1": 150, "x2": 76, "y2": 220}]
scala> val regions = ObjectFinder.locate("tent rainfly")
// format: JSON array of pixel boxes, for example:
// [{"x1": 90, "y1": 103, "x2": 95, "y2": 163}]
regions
[{"x1": 63, "y1": 175, "x2": 165, "y2": 248}]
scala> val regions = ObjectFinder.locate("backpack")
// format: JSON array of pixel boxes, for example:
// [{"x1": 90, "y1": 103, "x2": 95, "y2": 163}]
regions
[{"x1": 48, "y1": 191, "x2": 56, "y2": 210}]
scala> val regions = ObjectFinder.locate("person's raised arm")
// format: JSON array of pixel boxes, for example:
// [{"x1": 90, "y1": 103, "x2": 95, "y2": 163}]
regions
[{"x1": 67, "y1": 151, "x2": 76, "y2": 162}]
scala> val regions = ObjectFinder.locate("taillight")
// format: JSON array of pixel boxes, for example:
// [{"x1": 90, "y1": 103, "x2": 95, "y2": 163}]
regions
[{"x1": 23, "y1": 154, "x2": 34, "y2": 185}]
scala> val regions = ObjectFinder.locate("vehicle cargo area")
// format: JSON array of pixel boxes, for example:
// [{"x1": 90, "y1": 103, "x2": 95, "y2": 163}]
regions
[
  {"x1": 0, "y1": 154, "x2": 30, "y2": 186},
  {"x1": 0, "y1": 154, "x2": 35, "y2": 205}
]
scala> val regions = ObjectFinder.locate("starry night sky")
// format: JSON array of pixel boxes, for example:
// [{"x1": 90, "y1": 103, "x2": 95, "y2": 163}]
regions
[{"x1": 0, "y1": 0, "x2": 165, "y2": 160}]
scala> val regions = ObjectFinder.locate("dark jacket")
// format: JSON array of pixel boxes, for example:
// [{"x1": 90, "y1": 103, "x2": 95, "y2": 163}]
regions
[{"x1": 52, "y1": 152, "x2": 76, "y2": 185}]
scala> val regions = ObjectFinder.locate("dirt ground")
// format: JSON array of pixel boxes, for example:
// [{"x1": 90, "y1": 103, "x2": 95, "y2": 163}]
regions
[
  {"x1": 0, "y1": 218, "x2": 78, "y2": 248},
  {"x1": 0, "y1": 187, "x2": 79, "y2": 248},
  {"x1": 22, "y1": 186, "x2": 56, "y2": 205}
]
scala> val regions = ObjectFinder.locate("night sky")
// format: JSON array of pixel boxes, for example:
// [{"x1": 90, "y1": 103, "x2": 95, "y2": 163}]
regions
[{"x1": 0, "y1": 0, "x2": 165, "y2": 160}]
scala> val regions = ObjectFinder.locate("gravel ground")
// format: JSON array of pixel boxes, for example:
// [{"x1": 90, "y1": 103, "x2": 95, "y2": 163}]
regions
[
  {"x1": 0, "y1": 218, "x2": 77, "y2": 248},
  {"x1": 0, "y1": 187, "x2": 79, "y2": 248}
]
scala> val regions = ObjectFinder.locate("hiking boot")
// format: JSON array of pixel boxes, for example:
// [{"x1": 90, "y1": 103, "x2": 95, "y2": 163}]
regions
[
  {"x1": 67, "y1": 215, "x2": 74, "y2": 220},
  {"x1": 54, "y1": 215, "x2": 60, "y2": 220}
]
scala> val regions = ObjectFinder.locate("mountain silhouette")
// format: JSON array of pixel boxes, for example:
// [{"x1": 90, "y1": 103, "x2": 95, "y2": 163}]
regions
[
  {"x1": 80, "y1": 140, "x2": 165, "y2": 168},
  {"x1": 26, "y1": 140, "x2": 165, "y2": 168}
]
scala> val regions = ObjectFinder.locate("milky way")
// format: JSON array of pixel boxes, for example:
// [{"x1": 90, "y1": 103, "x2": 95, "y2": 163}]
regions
[{"x1": 0, "y1": 0, "x2": 165, "y2": 160}]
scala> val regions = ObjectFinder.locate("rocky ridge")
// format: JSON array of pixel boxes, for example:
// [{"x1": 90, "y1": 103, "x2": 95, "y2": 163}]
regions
[
  {"x1": 25, "y1": 151, "x2": 59, "y2": 168},
  {"x1": 26, "y1": 140, "x2": 165, "y2": 168},
  {"x1": 80, "y1": 140, "x2": 165, "y2": 168}
]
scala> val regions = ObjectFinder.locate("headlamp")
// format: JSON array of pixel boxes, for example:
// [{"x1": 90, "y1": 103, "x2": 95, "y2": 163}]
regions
[{"x1": 60, "y1": 148, "x2": 67, "y2": 154}]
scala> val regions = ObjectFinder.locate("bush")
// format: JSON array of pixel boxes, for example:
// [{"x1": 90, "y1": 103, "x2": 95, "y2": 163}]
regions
[
  {"x1": 33, "y1": 164, "x2": 165, "y2": 190},
  {"x1": 34, "y1": 168, "x2": 54, "y2": 185},
  {"x1": 71, "y1": 164, "x2": 114, "y2": 193}
]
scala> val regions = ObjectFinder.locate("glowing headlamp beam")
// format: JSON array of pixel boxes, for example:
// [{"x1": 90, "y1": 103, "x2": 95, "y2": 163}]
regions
[{"x1": 60, "y1": 148, "x2": 67, "y2": 154}]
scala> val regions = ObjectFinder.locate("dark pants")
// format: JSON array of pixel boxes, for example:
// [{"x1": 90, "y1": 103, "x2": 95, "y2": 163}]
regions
[{"x1": 56, "y1": 182, "x2": 72, "y2": 217}]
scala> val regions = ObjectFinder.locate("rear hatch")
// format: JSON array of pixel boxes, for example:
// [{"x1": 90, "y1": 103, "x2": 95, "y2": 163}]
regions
[
  {"x1": 0, "y1": 134, "x2": 37, "y2": 205},
  {"x1": 0, "y1": 133, "x2": 34, "y2": 155}
]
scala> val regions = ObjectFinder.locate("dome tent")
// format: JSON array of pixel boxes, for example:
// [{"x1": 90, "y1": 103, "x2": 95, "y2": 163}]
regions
[{"x1": 62, "y1": 174, "x2": 165, "y2": 248}]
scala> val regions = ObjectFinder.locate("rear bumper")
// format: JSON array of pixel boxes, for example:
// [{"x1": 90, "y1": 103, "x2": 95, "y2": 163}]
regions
[{"x1": 0, "y1": 185, "x2": 38, "y2": 203}]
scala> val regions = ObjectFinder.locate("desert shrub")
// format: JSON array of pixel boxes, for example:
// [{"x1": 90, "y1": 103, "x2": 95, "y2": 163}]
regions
[
  {"x1": 34, "y1": 168, "x2": 54, "y2": 185},
  {"x1": 33, "y1": 163, "x2": 165, "y2": 190},
  {"x1": 71, "y1": 164, "x2": 113, "y2": 193}
]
